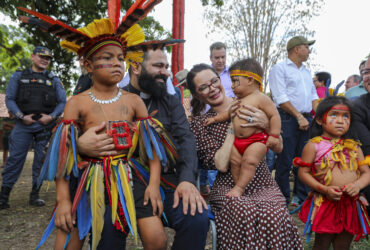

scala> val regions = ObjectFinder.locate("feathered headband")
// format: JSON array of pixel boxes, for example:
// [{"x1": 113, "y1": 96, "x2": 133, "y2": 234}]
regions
[{"x1": 18, "y1": 0, "x2": 184, "y2": 67}]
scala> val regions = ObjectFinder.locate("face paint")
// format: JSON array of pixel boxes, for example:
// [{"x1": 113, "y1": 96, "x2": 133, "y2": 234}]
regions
[
  {"x1": 94, "y1": 64, "x2": 113, "y2": 69},
  {"x1": 322, "y1": 104, "x2": 350, "y2": 124},
  {"x1": 321, "y1": 104, "x2": 351, "y2": 139}
]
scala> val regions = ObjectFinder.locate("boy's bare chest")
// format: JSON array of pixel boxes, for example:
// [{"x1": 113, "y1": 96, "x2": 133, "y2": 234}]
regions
[{"x1": 81, "y1": 101, "x2": 135, "y2": 131}]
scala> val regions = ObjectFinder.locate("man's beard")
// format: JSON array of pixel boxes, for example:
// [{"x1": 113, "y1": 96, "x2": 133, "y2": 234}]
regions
[{"x1": 138, "y1": 68, "x2": 168, "y2": 99}]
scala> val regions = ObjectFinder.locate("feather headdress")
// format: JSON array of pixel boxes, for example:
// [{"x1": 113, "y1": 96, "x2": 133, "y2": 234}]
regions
[{"x1": 18, "y1": 0, "x2": 184, "y2": 67}]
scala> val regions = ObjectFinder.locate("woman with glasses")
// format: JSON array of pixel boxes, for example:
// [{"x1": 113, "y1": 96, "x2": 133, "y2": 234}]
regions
[{"x1": 187, "y1": 63, "x2": 302, "y2": 249}]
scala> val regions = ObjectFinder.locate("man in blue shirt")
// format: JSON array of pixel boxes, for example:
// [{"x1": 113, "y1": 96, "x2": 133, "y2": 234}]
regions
[
  {"x1": 345, "y1": 60, "x2": 368, "y2": 100},
  {"x1": 0, "y1": 46, "x2": 66, "y2": 209}
]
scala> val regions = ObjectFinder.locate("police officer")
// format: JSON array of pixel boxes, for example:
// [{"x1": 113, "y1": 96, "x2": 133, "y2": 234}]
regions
[{"x1": 0, "y1": 46, "x2": 66, "y2": 209}]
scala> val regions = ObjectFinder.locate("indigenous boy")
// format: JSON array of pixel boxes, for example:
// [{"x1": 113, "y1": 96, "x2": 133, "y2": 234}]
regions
[
  {"x1": 54, "y1": 44, "x2": 164, "y2": 249},
  {"x1": 17, "y1": 1, "x2": 180, "y2": 248},
  {"x1": 205, "y1": 58, "x2": 281, "y2": 197}
]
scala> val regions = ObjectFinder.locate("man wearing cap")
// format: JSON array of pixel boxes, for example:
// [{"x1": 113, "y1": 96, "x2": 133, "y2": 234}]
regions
[
  {"x1": 269, "y1": 36, "x2": 319, "y2": 206},
  {"x1": 0, "y1": 46, "x2": 66, "y2": 209}
]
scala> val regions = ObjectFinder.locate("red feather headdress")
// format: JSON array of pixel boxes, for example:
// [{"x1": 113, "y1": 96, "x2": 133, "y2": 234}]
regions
[{"x1": 18, "y1": 0, "x2": 184, "y2": 65}]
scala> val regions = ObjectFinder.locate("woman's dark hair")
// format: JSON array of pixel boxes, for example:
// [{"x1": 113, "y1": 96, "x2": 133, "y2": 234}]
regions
[
  {"x1": 186, "y1": 64, "x2": 218, "y2": 117},
  {"x1": 309, "y1": 96, "x2": 358, "y2": 140}
]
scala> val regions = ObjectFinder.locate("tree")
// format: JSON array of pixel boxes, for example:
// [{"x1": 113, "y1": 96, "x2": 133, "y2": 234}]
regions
[
  {"x1": 0, "y1": 24, "x2": 33, "y2": 93},
  {"x1": 203, "y1": 0, "x2": 323, "y2": 91},
  {"x1": 0, "y1": 0, "x2": 171, "y2": 92}
]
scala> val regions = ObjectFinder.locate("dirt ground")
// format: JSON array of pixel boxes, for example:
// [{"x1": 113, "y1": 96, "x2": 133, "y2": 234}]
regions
[{"x1": 1, "y1": 152, "x2": 369, "y2": 249}]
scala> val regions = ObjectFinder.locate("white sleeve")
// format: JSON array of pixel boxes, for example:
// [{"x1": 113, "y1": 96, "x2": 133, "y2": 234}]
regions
[
  {"x1": 268, "y1": 65, "x2": 290, "y2": 105},
  {"x1": 166, "y1": 77, "x2": 176, "y2": 95}
]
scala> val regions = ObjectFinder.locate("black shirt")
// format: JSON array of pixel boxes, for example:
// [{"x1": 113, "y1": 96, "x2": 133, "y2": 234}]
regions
[{"x1": 124, "y1": 84, "x2": 198, "y2": 185}]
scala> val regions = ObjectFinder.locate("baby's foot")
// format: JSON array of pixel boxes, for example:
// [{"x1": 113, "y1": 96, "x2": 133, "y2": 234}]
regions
[{"x1": 226, "y1": 186, "x2": 244, "y2": 197}]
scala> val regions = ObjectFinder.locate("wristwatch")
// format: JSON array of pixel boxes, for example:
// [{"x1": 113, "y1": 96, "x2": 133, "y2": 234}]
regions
[{"x1": 16, "y1": 112, "x2": 24, "y2": 120}]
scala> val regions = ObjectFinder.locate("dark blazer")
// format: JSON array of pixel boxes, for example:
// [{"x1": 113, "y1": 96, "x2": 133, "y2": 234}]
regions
[{"x1": 352, "y1": 93, "x2": 370, "y2": 155}]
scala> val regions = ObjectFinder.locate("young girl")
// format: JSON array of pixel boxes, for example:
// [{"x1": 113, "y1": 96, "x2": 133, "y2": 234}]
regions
[{"x1": 294, "y1": 96, "x2": 370, "y2": 249}]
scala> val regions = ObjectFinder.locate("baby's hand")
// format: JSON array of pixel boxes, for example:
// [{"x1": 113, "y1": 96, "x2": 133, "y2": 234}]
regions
[
  {"x1": 325, "y1": 186, "x2": 342, "y2": 201},
  {"x1": 266, "y1": 136, "x2": 279, "y2": 149},
  {"x1": 342, "y1": 182, "x2": 360, "y2": 197},
  {"x1": 55, "y1": 199, "x2": 74, "y2": 233},
  {"x1": 204, "y1": 117, "x2": 216, "y2": 126},
  {"x1": 144, "y1": 184, "x2": 164, "y2": 217}
]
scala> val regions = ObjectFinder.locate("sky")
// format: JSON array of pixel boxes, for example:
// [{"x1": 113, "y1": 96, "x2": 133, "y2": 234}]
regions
[
  {"x1": 1, "y1": 0, "x2": 369, "y2": 92},
  {"x1": 151, "y1": 0, "x2": 370, "y2": 92}
]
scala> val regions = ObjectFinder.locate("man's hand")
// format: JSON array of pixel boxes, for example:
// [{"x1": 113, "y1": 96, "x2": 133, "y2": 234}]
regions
[
  {"x1": 173, "y1": 181, "x2": 208, "y2": 216},
  {"x1": 77, "y1": 122, "x2": 117, "y2": 157},
  {"x1": 38, "y1": 113, "x2": 53, "y2": 125},
  {"x1": 297, "y1": 115, "x2": 309, "y2": 131},
  {"x1": 22, "y1": 114, "x2": 36, "y2": 125}
]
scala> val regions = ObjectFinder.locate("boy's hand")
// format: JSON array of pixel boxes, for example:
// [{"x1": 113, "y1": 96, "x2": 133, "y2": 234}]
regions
[
  {"x1": 266, "y1": 136, "x2": 279, "y2": 149},
  {"x1": 204, "y1": 117, "x2": 216, "y2": 126},
  {"x1": 342, "y1": 182, "x2": 360, "y2": 197},
  {"x1": 144, "y1": 184, "x2": 163, "y2": 217},
  {"x1": 325, "y1": 186, "x2": 342, "y2": 201},
  {"x1": 55, "y1": 199, "x2": 74, "y2": 233}
]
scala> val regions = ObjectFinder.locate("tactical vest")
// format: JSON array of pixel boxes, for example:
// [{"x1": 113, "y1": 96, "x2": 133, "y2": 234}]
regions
[{"x1": 16, "y1": 70, "x2": 57, "y2": 115}]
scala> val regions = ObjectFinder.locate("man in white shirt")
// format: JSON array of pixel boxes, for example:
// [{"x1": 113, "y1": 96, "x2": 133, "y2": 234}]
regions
[{"x1": 269, "y1": 36, "x2": 319, "y2": 206}]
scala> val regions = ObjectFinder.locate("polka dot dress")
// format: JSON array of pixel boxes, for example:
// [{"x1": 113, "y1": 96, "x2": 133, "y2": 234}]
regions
[{"x1": 190, "y1": 110, "x2": 303, "y2": 250}]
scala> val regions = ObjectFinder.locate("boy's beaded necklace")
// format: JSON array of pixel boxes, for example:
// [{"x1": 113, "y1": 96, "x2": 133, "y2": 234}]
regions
[{"x1": 89, "y1": 89, "x2": 122, "y2": 104}]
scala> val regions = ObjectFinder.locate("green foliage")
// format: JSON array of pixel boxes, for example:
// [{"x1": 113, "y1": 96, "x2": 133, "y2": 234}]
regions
[
  {"x1": 0, "y1": 0, "x2": 170, "y2": 92},
  {"x1": 0, "y1": 24, "x2": 32, "y2": 93}
]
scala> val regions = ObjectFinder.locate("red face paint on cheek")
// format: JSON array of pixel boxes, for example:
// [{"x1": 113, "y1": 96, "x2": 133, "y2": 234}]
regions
[{"x1": 94, "y1": 64, "x2": 113, "y2": 69}]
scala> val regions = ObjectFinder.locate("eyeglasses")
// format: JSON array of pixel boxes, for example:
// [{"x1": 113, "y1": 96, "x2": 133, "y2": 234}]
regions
[
  {"x1": 361, "y1": 68, "x2": 370, "y2": 76},
  {"x1": 197, "y1": 76, "x2": 221, "y2": 94}
]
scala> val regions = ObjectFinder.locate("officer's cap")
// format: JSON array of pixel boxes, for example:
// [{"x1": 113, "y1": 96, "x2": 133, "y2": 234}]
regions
[{"x1": 33, "y1": 46, "x2": 52, "y2": 58}]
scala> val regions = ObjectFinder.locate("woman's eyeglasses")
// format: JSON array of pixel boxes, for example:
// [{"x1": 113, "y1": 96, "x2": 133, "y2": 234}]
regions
[{"x1": 197, "y1": 77, "x2": 221, "y2": 94}]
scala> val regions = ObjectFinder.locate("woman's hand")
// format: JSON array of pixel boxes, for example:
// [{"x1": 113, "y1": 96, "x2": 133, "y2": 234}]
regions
[
  {"x1": 144, "y1": 184, "x2": 164, "y2": 217},
  {"x1": 236, "y1": 104, "x2": 269, "y2": 131},
  {"x1": 77, "y1": 122, "x2": 118, "y2": 157},
  {"x1": 55, "y1": 199, "x2": 74, "y2": 233}
]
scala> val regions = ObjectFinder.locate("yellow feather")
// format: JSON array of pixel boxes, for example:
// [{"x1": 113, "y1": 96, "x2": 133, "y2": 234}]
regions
[
  {"x1": 110, "y1": 170, "x2": 118, "y2": 224},
  {"x1": 121, "y1": 24, "x2": 145, "y2": 46},
  {"x1": 60, "y1": 40, "x2": 81, "y2": 54},
  {"x1": 128, "y1": 123, "x2": 140, "y2": 159},
  {"x1": 310, "y1": 136, "x2": 323, "y2": 143},
  {"x1": 90, "y1": 164, "x2": 105, "y2": 250},
  {"x1": 79, "y1": 18, "x2": 114, "y2": 38},
  {"x1": 118, "y1": 161, "x2": 138, "y2": 244},
  {"x1": 65, "y1": 147, "x2": 74, "y2": 175}
]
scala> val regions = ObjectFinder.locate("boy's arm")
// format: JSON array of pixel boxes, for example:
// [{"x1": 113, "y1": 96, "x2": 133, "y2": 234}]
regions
[
  {"x1": 133, "y1": 96, "x2": 163, "y2": 215},
  {"x1": 55, "y1": 97, "x2": 80, "y2": 232}
]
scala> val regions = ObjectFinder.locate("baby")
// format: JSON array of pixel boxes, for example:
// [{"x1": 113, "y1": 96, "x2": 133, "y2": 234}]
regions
[{"x1": 206, "y1": 58, "x2": 281, "y2": 197}]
